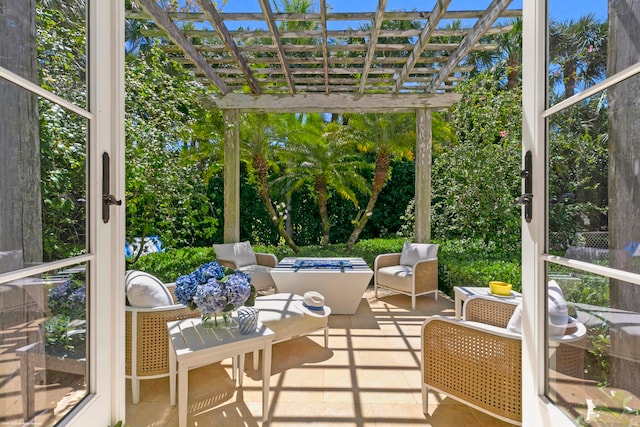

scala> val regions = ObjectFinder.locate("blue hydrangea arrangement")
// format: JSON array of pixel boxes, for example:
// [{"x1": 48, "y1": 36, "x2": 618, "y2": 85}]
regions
[{"x1": 175, "y1": 261, "x2": 253, "y2": 316}]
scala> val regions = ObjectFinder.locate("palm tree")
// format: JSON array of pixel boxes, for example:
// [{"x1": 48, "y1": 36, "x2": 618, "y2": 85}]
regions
[
  {"x1": 343, "y1": 113, "x2": 415, "y2": 248},
  {"x1": 276, "y1": 114, "x2": 370, "y2": 247},
  {"x1": 240, "y1": 113, "x2": 299, "y2": 252},
  {"x1": 549, "y1": 14, "x2": 607, "y2": 100}
]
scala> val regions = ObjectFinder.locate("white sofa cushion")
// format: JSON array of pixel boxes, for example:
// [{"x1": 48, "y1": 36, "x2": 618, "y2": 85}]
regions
[
  {"x1": 125, "y1": 270, "x2": 173, "y2": 308},
  {"x1": 376, "y1": 265, "x2": 413, "y2": 292},
  {"x1": 213, "y1": 241, "x2": 257, "y2": 267},
  {"x1": 238, "y1": 264, "x2": 275, "y2": 290},
  {"x1": 399, "y1": 242, "x2": 439, "y2": 266}
]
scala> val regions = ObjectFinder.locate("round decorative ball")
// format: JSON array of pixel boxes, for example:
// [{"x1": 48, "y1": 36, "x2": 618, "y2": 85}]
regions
[{"x1": 238, "y1": 307, "x2": 258, "y2": 335}]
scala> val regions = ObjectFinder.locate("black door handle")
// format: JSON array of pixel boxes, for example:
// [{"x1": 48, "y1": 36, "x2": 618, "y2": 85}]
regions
[{"x1": 102, "y1": 152, "x2": 122, "y2": 223}]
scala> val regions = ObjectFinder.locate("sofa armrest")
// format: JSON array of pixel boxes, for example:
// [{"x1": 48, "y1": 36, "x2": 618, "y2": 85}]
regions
[
  {"x1": 374, "y1": 253, "x2": 402, "y2": 270},
  {"x1": 256, "y1": 252, "x2": 278, "y2": 268},
  {"x1": 421, "y1": 316, "x2": 522, "y2": 424},
  {"x1": 413, "y1": 258, "x2": 438, "y2": 293}
]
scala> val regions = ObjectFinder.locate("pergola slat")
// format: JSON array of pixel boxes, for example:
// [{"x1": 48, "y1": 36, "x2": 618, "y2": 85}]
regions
[
  {"x1": 394, "y1": 0, "x2": 451, "y2": 93},
  {"x1": 134, "y1": 0, "x2": 229, "y2": 94},
  {"x1": 320, "y1": 0, "x2": 329, "y2": 93},
  {"x1": 140, "y1": 24, "x2": 514, "y2": 40},
  {"x1": 127, "y1": 9, "x2": 521, "y2": 23},
  {"x1": 195, "y1": 0, "x2": 261, "y2": 94},
  {"x1": 257, "y1": 0, "x2": 296, "y2": 94},
  {"x1": 431, "y1": 0, "x2": 514, "y2": 91},
  {"x1": 359, "y1": 0, "x2": 387, "y2": 94}
]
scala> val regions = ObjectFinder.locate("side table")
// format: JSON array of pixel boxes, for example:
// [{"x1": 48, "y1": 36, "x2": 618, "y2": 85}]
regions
[
  {"x1": 453, "y1": 286, "x2": 522, "y2": 319},
  {"x1": 167, "y1": 318, "x2": 274, "y2": 427}
]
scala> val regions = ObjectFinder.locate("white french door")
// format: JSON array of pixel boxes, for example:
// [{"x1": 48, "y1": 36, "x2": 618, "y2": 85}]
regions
[
  {"x1": 0, "y1": 0, "x2": 124, "y2": 425},
  {"x1": 523, "y1": 1, "x2": 640, "y2": 426}
]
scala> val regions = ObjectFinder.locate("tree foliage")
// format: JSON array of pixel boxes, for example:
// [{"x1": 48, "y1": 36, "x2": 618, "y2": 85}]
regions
[{"x1": 125, "y1": 46, "x2": 223, "y2": 249}]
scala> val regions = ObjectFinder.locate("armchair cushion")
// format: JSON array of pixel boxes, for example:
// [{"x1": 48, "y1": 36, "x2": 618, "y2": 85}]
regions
[
  {"x1": 213, "y1": 241, "x2": 257, "y2": 267},
  {"x1": 125, "y1": 270, "x2": 174, "y2": 308},
  {"x1": 376, "y1": 265, "x2": 413, "y2": 292},
  {"x1": 399, "y1": 242, "x2": 439, "y2": 266}
]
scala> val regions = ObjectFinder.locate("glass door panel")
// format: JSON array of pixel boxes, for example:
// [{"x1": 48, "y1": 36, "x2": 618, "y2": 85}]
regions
[
  {"x1": 1, "y1": 0, "x2": 87, "y2": 109},
  {"x1": 546, "y1": 68, "x2": 640, "y2": 426}
]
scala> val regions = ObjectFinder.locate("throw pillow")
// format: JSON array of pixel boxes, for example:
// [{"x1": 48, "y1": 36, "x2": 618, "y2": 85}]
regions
[
  {"x1": 399, "y1": 242, "x2": 438, "y2": 266},
  {"x1": 125, "y1": 270, "x2": 174, "y2": 308}
]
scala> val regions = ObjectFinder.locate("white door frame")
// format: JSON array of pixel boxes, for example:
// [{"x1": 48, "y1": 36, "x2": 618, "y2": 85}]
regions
[
  {"x1": 65, "y1": 0, "x2": 126, "y2": 424},
  {"x1": 521, "y1": 1, "x2": 576, "y2": 425}
]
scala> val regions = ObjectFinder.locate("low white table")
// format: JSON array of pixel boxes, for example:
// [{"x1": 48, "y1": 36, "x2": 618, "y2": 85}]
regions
[
  {"x1": 167, "y1": 318, "x2": 274, "y2": 427},
  {"x1": 453, "y1": 286, "x2": 522, "y2": 319},
  {"x1": 270, "y1": 257, "x2": 373, "y2": 314}
]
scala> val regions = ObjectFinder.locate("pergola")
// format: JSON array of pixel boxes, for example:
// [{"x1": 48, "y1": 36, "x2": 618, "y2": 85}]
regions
[{"x1": 127, "y1": 0, "x2": 521, "y2": 243}]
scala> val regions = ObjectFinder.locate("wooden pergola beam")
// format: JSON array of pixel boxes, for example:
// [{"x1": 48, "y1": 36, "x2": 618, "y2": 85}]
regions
[
  {"x1": 257, "y1": 0, "x2": 296, "y2": 94},
  {"x1": 195, "y1": 0, "x2": 261, "y2": 95},
  {"x1": 134, "y1": 0, "x2": 229, "y2": 94},
  {"x1": 394, "y1": 0, "x2": 451, "y2": 93},
  {"x1": 127, "y1": 9, "x2": 522, "y2": 23},
  {"x1": 204, "y1": 93, "x2": 462, "y2": 113},
  {"x1": 141, "y1": 24, "x2": 514, "y2": 41},
  {"x1": 320, "y1": 0, "x2": 329, "y2": 93},
  {"x1": 431, "y1": 0, "x2": 513, "y2": 91},
  {"x1": 359, "y1": 0, "x2": 387, "y2": 94}
]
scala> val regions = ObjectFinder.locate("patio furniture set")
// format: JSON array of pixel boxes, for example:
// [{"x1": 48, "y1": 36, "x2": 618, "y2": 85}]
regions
[{"x1": 123, "y1": 241, "x2": 586, "y2": 426}]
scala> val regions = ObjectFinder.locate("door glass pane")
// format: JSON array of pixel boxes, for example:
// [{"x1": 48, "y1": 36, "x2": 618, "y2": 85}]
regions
[
  {"x1": 547, "y1": 75, "x2": 640, "y2": 424},
  {"x1": 546, "y1": 264, "x2": 640, "y2": 425},
  {"x1": 547, "y1": 90, "x2": 608, "y2": 265},
  {"x1": 0, "y1": 264, "x2": 87, "y2": 424},
  {"x1": 0, "y1": 1, "x2": 87, "y2": 109},
  {"x1": 0, "y1": 82, "x2": 88, "y2": 273},
  {"x1": 547, "y1": 1, "x2": 607, "y2": 107}
]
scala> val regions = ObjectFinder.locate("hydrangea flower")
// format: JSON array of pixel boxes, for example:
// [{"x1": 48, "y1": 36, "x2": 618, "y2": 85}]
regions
[{"x1": 175, "y1": 261, "x2": 253, "y2": 314}]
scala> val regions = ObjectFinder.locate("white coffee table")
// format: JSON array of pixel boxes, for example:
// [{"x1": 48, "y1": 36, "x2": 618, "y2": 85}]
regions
[
  {"x1": 167, "y1": 318, "x2": 274, "y2": 427},
  {"x1": 453, "y1": 286, "x2": 522, "y2": 319},
  {"x1": 270, "y1": 257, "x2": 373, "y2": 315}
]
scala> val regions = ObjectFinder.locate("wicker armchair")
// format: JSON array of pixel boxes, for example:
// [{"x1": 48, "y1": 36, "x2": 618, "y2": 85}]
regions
[
  {"x1": 125, "y1": 283, "x2": 199, "y2": 404},
  {"x1": 213, "y1": 241, "x2": 278, "y2": 291},
  {"x1": 374, "y1": 243, "x2": 439, "y2": 309},
  {"x1": 421, "y1": 296, "x2": 586, "y2": 426}
]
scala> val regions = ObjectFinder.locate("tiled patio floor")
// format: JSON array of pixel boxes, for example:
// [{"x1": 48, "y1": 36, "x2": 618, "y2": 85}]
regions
[{"x1": 125, "y1": 289, "x2": 513, "y2": 427}]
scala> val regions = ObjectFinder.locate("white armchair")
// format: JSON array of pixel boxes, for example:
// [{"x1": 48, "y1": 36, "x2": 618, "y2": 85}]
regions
[
  {"x1": 374, "y1": 242, "x2": 439, "y2": 309},
  {"x1": 213, "y1": 241, "x2": 278, "y2": 291}
]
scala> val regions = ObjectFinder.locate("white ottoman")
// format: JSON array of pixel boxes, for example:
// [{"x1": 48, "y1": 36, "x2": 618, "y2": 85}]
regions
[{"x1": 252, "y1": 293, "x2": 329, "y2": 370}]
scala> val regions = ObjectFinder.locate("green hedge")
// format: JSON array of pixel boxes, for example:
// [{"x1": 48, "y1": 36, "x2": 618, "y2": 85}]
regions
[{"x1": 127, "y1": 238, "x2": 522, "y2": 298}]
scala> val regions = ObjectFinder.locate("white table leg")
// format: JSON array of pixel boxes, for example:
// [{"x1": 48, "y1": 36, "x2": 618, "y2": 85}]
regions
[
  {"x1": 262, "y1": 343, "x2": 272, "y2": 422},
  {"x1": 238, "y1": 353, "x2": 244, "y2": 386},
  {"x1": 178, "y1": 364, "x2": 188, "y2": 427},
  {"x1": 169, "y1": 343, "x2": 176, "y2": 407}
]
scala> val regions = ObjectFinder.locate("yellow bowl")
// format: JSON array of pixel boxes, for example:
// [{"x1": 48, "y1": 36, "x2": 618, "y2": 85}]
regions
[{"x1": 489, "y1": 281, "x2": 512, "y2": 296}]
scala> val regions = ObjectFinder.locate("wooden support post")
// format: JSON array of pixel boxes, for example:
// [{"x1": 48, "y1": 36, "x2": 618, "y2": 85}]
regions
[
  {"x1": 415, "y1": 108, "x2": 432, "y2": 243},
  {"x1": 223, "y1": 110, "x2": 240, "y2": 243}
]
